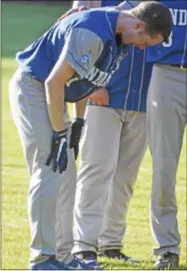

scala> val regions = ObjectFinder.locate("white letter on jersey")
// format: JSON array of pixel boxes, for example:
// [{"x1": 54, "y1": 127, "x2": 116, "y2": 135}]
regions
[
  {"x1": 170, "y1": 9, "x2": 178, "y2": 25},
  {"x1": 179, "y1": 10, "x2": 187, "y2": 26}
]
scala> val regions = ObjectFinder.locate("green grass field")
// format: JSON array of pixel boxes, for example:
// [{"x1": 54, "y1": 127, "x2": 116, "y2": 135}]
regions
[{"x1": 2, "y1": 2, "x2": 186, "y2": 270}]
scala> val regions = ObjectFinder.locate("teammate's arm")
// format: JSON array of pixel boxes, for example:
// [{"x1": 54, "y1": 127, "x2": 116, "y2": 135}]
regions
[
  {"x1": 117, "y1": 1, "x2": 140, "y2": 10},
  {"x1": 57, "y1": 1, "x2": 137, "y2": 23},
  {"x1": 56, "y1": 0, "x2": 100, "y2": 21},
  {"x1": 73, "y1": 0, "x2": 139, "y2": 10},
  {"x1": 58, "y1": 0, "x2": 136, "y2": 22},
  {"x1": 73, "y1": 0, "x2": 101, "y2": 8},
  {"x1": 57, "y1": 0, "x2": 97, "y2": 22}
]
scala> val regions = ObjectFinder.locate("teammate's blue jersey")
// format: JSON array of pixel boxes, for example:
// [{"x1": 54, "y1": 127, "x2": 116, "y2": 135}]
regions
[
  {"x1": 93, "y1": 0, "x2": 153, "y2": 112},
  {"x1": 105, "y1": 46, "x2": 153, "y2": 111},
  {"x1": 16, "y1": 9, "x2": 128, "y2": 102},
  {"x1": 101, "y1": 0, "x2": 122, "y2": 7},
  {"x1": 147, "y1": 1, "x2": 187, "y2": 66}
]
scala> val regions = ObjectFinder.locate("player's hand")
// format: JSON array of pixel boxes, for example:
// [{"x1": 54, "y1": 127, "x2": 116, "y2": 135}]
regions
[
  {"x1": 45, "y1": 129, "x2": 68, "y2": 174},
  {"x1": 69, "y1": 118, "x2": 85, "y2": 160},
  {"x1": 89, "y1": 88, "x2": 109, "y2": 106},
  {"x1": 57, "y1": 6, "x2": 88, "y2": 22}
]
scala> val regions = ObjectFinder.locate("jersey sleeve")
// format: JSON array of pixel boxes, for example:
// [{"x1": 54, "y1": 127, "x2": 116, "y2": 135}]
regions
[
  {"x1": 61, "y1": 28, "x2": 104, "y2": 78},
  {"x1": 118, "y1": 1, "x2": 140, "y2": 9},
  {"x1": 72, "y1": 0, "x2": 101, "y2": 8}
]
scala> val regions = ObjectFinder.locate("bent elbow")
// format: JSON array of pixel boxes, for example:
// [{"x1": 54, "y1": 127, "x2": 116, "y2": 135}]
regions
[
  {"x1": 45, "y1": 78, "x2": 55, "y2": 91},
  {"x1": 45, "y1": 78, "x2": 65, "y2": 94}
]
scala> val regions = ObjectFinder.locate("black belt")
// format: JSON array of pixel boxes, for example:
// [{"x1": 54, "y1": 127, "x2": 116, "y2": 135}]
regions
[{"x1": 171, "y1": 64, "x2": 187, "y2": 70}]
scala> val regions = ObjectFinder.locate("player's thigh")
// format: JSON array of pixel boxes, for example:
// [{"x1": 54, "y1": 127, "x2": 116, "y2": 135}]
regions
[
  {"x1": 117, "y1": 111, "x2": 147, "y2": 172},
  {"x1": 9, "y1": 71, "x2": 70, "y2": 165},
  {"x1": 147, "y1": 64, "x2": 186, "y2": 114},
  {"x1": 80, "y1": 105, "x2": 122, "y2": 163},
  {"x1": 76, "y1": 106, "x2": 123, "y2": 210},
  {"x1": 9, "y1": 72, "x2": 52, "y2": 159},
  {"x1": 147, "y1": 65, "x2": 186, "y2": 157},
  {"x1": 147, "y1": 65, "x2": 169, "y2": 111}
]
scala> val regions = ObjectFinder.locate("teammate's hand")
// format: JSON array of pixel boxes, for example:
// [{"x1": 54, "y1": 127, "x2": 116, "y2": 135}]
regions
[
  {"x1": 57, "y1": 6, "x2": 88, "y2": 22},
  {"x1": 45, "y1": 129, "x2": 68, "y2": 174},
  {"x1": 69, "y1": 118, "x2": 85, "y2": 160},
  {"x1": 89, "y1": 88, "x2": 109, "y2": 106}
]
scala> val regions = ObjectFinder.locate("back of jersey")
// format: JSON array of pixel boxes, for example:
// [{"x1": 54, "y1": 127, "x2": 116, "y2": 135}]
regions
[{"x1": 146, "y1": 1, "x2": 187, "y2": 66}]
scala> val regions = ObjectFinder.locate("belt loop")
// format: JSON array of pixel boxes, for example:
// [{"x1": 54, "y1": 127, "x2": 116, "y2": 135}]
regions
[{"x1": 180, "y1": 65, "x2": 187, "y2": 71}]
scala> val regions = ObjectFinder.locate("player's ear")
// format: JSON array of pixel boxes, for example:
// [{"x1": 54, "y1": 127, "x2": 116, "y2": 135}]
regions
[{"x1": 135, "y1": 20, "x2": 145, "y2": 30}]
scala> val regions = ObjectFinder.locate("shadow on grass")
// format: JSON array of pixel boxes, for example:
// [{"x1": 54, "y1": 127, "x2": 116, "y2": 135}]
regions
[
  {"x1": 99, "y1": 256, "x2": 187, "y2": 270},
  {"x1": 99, "y1": 257, "x2": 144, "y2": 270},
  {"x1": 101, "y1": 261, "x2": 187, "y2": 270},
  {"x1": 178, "y1": 265, "x2": 187, "y2": 270}
]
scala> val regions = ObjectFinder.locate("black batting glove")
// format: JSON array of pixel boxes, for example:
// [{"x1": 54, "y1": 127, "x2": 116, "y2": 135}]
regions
[
  {"x1": 45, "y1": 129, "x2": 68, "y2": 174},
  {"x1": 69, "y1": 118, "x2": 85, "y2": 160}
]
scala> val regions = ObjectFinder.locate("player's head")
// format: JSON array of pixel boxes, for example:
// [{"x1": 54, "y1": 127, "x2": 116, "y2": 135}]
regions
[{"x1": 118, "y1": 1, "x2": 173, "y2": 49}]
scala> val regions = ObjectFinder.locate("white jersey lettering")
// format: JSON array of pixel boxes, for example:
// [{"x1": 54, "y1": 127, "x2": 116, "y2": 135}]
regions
[{"x1": 170, "y1": 8, "x2": 187, "y2": 26}]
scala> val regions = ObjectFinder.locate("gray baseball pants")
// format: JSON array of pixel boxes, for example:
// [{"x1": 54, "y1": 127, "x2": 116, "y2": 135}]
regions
[
  {"x1": 9, "y1": 70, "x2": 76, "y2": 264},
  {"x1": 147, "y1": 64, "x2": 187, "y2": 257},
  {"x1": 72, "y1": 105, "x2": 147, "y2": 253}
]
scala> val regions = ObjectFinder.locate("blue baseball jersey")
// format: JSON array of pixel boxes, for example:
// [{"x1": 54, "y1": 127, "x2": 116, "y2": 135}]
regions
[
  {"x1": 105, "y1": 46, "x2": 153, "y2": 111},
  {"x1": 146, "y1": 1, "x2": 187, "y2": 66},
  {"x1": 91, "y1": 0, "x2": 153, "y2": 112},
  {"x1": 101, "y1": 0, "x2": 122, "y2": 7},
  {"x1": 16, "y1": 9, "x2": 128, "y2": 102}
]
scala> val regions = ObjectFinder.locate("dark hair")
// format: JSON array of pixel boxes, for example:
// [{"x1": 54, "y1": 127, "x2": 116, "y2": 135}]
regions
[{"x1": 131, "y1": 1, "x2": 173, "y2": 42}]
